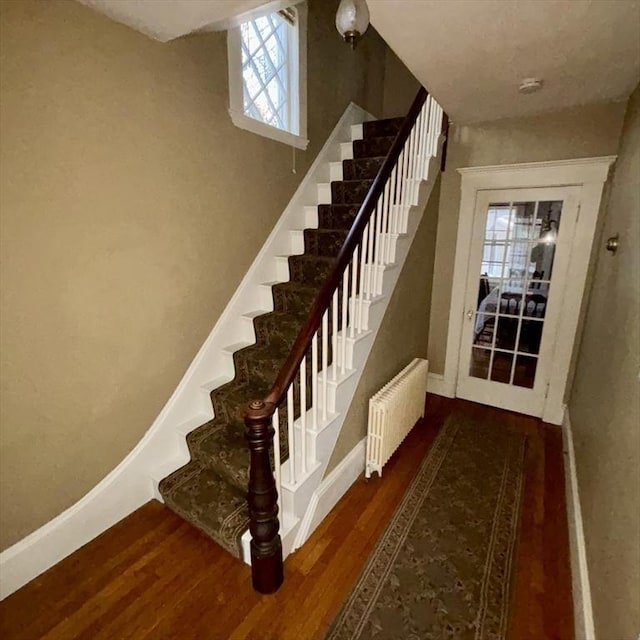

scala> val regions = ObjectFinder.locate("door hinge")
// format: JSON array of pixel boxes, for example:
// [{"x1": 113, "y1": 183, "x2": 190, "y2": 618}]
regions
[
  {"x1": 545, "y1": 382, "x2": 550, "y2": 399},
  {"x1": 576, "y1": 203, "x2": 581, "y2": 223}
]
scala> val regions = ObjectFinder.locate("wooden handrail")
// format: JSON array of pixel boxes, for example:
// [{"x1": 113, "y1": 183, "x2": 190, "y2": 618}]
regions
[
  {"x1": 263, "y1": 87, "x2": 429, "y2": 407},
  {"x1": 243, "y1": 86, "x2": 443, "y2": 594}
]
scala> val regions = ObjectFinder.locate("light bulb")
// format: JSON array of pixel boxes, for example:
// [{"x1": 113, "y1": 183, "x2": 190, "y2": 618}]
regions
[{"x1": 335, "y1": 0, "x2": 370, "y2": 48}]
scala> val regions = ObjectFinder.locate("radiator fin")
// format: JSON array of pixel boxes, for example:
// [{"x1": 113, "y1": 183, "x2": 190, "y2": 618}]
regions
[{"x1": 365, "y1": 358, "x2": 428, "y2": 478}]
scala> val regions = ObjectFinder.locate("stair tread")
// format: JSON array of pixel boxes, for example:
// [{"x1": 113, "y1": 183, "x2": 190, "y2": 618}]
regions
[
  {"x1": 289, "y1": 253, "x2": 336, "y2": 264},
  {"x1": 363, "y1": 117, "x2": 404, "y2": 139},
  {"x1": 342, "y1": 156, "x2": 386, "y2": 180},
  {"x1": 353, "y1": 135, "x2": 396, "y2": 160},
  {"x1": 331, "y1": 178, "x2": 374, "y2": 186},
  {"x1": 190, "y1": 419, "x2": 249, "y2": 492},
  {"x1": 159, "y1": 462, "x2": 249, "y2": 558}
]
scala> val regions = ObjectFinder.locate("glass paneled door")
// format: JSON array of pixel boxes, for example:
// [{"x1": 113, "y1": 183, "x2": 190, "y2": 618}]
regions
[{"x1": 456, "y1": 187, "x2": 580, "y2": 417}]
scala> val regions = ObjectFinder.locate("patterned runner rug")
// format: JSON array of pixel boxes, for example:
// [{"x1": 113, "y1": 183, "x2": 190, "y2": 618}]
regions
[{"x1": 325, "y1": 410, "x2": 527, "y2": 640}]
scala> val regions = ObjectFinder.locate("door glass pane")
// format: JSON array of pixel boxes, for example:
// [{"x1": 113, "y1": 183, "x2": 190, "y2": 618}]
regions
[
  {"x1": 490, "y1": 351, "x2": 514, "y2": 383},
  {"x1": 523, "y1": 285, "x2": 549, "y2": 318},
  {"x1": 496, "y1": 316, "x2": 518, "y2": 351},
  {"x1": 470, "y1": 347, "x2": 491, "y2": 379},
  {"x1": 518, "y1": 320, "x2": 543, "y2": 354},
  {"x1": 500, "y1": 284, "x2": 524, "y2": 316},
  {"x1": 512, "y1": 202, "x2": 536, "y2": 240},
  {"x1": 513, "y1": 355, "x2": 537, "y2": 388},
  {"x1": 468, "y1": 199, "x2": 563, "y2": 387},
  {"x1": 473, "y1": 313, "x2": 496, "y2": 346}
]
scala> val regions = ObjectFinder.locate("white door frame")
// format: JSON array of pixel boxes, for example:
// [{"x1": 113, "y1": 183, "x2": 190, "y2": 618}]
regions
[{"x1": 440, "y1": 157, "x2": 616, "y2": 424}]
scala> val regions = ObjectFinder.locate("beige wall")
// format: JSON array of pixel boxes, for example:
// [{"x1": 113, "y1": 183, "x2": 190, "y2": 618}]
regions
[
  {"x1": 0, "y1": 0, "x2": 394, "y2": 551},
  {"x1": 569, "y1": 86, "x2": 640, "y2": 639},
  {"x1": 326, "y1": 177, "x2": 440, "y2": 474},
  {"x1": 427, "y1": 101, "x2": 627, "y2": 374}
]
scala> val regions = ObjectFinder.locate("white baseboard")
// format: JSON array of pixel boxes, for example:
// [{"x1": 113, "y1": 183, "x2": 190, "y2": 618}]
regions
[
  {"x1": 562, "y1": 409, "x2": 595, "y2": 640},
  {"x1": 426, "y1": 372, "x2": 455, "y2": 398},
  {"x1": 293, "y1": 438, "x2": 366, "y2": 549},
  {"x1": 0, "y1": 463, "x2": 152, "y2": 600}
]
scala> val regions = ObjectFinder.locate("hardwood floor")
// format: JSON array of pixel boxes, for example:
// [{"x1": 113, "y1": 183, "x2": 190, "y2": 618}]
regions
[{"x1": 0, "y1": 396, "x2": 574, "y2": 639}]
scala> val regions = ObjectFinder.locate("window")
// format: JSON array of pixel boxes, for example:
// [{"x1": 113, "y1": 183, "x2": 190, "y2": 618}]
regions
[{"x1": 227, "y1": 3, "x2": 308, "y2": 149}]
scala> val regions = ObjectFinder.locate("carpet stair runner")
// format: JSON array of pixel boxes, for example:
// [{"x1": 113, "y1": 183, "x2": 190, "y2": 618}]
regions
[{"x1": 158, "y1": 117, "x2": 404, "y2": 558}]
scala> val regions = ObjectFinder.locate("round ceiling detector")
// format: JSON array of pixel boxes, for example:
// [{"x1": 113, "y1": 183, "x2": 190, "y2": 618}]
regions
[{"x1": 519, "y1": 78, "x2": 543, "y2": 94}]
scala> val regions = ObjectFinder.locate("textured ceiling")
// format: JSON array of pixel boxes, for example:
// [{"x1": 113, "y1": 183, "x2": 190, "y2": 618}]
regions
[
  {"x1": 78, "y1": 0, "x2": 640, "y2": 123},
  {"x1": 369, "y1": 0, "x2": 640, "y2": 123},
  {"x1": 77, "y1": 0, "x2": 277, "y2": 41}
]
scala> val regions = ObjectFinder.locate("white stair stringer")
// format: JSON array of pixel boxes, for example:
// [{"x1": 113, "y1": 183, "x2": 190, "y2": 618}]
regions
[
  {"x1": 0, "y1": 103, "x2": 374, "y2": 601},
  {"x1": 241, "y1": 142, "x2": 445, "y2": 561}
]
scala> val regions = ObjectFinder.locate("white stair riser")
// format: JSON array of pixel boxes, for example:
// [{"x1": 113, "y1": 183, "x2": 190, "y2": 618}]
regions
[
  {"x1": 304, "y1": 205, "x2": 318, "y2": 228},
  {"x1": 288, "y1": 230, "x2": 305, "y2": 254},
  {"x1": 340, "y1": 142, "x2": 354, "y2": 161},
  {"x1": 329, "y1": 162, "x2": 343, "y2": 182},
  {"x1": 274, "y1": 256, "x2": 291, "y2": 281},
  {"x1": 317, "y1": 183, "x2": 332, "y2": 204}
]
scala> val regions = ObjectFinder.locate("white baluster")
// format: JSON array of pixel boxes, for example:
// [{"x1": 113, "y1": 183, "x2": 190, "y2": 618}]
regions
[
  {"x1": 322, "y1": 310, "x2": 328, "y2": 420},
  {"x1": 411, "y1": 113, "x2": 422, "y2": 217},
  {"x1": 311, "y1": 333, "x2": 318, "y2": 431},
  {"x1": 358, "y1": 233, "x2": 367, "y2": 332},
  {"x1": 373, "y1": 197, "x2": 383, "y2": 296},
  {"x1": 396, "y1": 147, "x2": 405, "y2": 233},
  {"x1": 300, "y1": 356, "x2": 307, "y2": 474},
  {"x1": 287, "y1": 385, "x2": 295, "y2": 484},
  {"x1": 400, "y1": 134, "x2": 410, "y2": 213},
  {"x1": 420, "y1": 100, "x2": 430, "y2": 180},
  {"x1": 386, "y1": 166, "x2": 397, "y2": 261},
  {"x1": 349, "y1": 247, "x2": 358, "y2": 338},
  {"x1": 430, "y1": 101, "x2": 439, "y2": 156},
  {"x1": 409, "y1": 123, "x2": 418, "y2": 203},
  {"x1": 272, "y1": 408, "x2": 281, "y2": 522},
  {"x1": 381, "y1": 177, "x2": 391, "y2": 264},
  {"x1": 405, "y1": 126, "x2": 413, "y2": 204},
  {"x1": 341, "y1": 268, "x2": 348, "y2": 375},
  {"x1": 366, "y1": 214, "x2": 375, "y2": 299},
  {"x1": 417, "y1": 104, "x2": 427, "y2": 183},
  {"x1": 332, "y1": 290, "x2": 338, "y2": 381},
  {"x1": 436, "y1": 104, "x2": 444, "y2": 153}
]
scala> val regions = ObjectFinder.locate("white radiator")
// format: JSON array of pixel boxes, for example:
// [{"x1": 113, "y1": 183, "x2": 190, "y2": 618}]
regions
[{"x1": 365, "y1": 358, "x2": 429, "y2": 479}]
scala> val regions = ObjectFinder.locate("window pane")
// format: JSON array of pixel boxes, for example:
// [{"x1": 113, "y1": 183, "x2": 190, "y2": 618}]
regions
[
  {"x1": 240, "y1": 12, "x2": 293, "y2": 133},
  {"x1": 513, "y1": 355, "x2": 537, "y2": 388},
  {"x1": 467, "y1": 199, "x2": 565, "y2": 393},
  {"x1": 470, "y1": 347, "x2": 491, "y2": 379},
  {"x1": 512, "y1": 202, "x2": 536, "y2": 240},
  {"x1": 490, "y1": 351, "x2": 514, "y2": 384}
]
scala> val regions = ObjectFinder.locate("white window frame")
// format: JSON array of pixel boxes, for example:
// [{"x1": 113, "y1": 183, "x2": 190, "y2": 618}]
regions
[{"x1": 227, "y1": 2, "x2": 308, "y2": 150}]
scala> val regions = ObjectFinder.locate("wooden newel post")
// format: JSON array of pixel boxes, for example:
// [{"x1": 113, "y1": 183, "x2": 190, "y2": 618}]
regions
[{"x1": 244, "y1": 399, "x2": 283, "y2": 594}]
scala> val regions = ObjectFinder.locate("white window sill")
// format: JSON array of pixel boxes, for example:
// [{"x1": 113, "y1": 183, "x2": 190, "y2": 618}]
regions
[{"x1": 229, "y1": 110, "x2": 309, "y2": 150}]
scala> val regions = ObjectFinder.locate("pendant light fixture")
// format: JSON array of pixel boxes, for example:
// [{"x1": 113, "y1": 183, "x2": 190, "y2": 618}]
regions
[{"x1": 335, "y1": 0, "x2": 370, "y2": 49}]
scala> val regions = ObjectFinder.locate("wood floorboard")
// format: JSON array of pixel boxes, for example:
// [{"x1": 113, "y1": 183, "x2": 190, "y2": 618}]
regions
[{"x1": 0, "y1": 395, "x2": 574, "y2": 639}]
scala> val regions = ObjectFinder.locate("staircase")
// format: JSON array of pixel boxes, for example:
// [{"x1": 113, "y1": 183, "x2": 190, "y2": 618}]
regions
[
  {"x1": 159, "y1": 117, "x2": 405, "y2": 554},
  {"x1": 159, "y1": 88, "x2": 446, "y2": 592}
]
